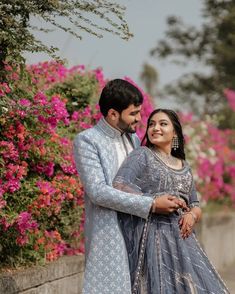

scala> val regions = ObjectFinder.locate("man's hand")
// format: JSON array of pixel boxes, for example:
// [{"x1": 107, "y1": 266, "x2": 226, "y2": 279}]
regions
[{"x1": 152, "y1": 195, "x2": 187, "y2": 214}]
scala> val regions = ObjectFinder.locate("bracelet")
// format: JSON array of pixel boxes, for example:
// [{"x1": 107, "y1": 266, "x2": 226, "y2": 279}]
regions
[{"x1": 185, "y1": 211, "x2": 197, "y2": 223}]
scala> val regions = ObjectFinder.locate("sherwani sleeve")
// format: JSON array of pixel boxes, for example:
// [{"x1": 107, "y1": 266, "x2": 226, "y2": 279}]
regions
[{"x1": 73, "y1": 133, "x2": 153, "y2": 220}]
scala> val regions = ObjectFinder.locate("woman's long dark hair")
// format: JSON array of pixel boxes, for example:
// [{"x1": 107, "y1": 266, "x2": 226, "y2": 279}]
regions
[{"x1": 141, "y1": 109, "x2": 186, "y2": 160}]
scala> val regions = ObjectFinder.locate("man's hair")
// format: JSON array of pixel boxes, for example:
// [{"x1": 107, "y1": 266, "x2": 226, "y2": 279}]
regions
[{"x1": 99, "y1": 79, "x2": 143, "y2": 116}]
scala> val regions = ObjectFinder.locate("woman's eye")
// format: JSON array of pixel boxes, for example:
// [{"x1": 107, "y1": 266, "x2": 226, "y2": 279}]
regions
[
  {"x1": 161, "y1": 123, "x2": 167, "y2": 126},
  {"x1": 149, "y1": 122, "x2": 155, "y2": 127}
]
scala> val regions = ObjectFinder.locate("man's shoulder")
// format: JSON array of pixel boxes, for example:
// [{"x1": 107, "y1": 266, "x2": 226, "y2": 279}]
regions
[{"x1": 74, "y1": 124, "x2": 101, "y2": 143}]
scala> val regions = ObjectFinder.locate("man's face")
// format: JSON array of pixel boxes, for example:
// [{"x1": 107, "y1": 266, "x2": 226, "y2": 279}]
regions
[{"x1": 117, "y1": 104, "x2": 142, "y2": 133}]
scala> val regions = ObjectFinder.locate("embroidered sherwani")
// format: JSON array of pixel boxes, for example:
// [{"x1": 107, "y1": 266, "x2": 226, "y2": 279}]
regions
[{"x1": 73, "y1": 118, "x2": 153, "y2": 294}]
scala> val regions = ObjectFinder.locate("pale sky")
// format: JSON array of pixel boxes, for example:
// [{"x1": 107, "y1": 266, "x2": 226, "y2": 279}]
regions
[{"x1": 25, "y1": 0, "x2": 203, "y2": 107}]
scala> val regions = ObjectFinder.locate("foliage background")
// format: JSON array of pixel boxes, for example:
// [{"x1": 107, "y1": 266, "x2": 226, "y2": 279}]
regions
[
  {"x1": 149, "y1": 0, "x2": 235, "y2": 129},
  {"x1": 0, "y1": 0, "x2": 132, "y2": 82}
]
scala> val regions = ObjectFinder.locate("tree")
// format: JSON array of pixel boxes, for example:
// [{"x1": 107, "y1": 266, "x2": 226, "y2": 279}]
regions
[
  {"x1": 140, "y1": 62, "x2": 158, "y2": 99},
  {"x1": 150, "y1": 0, "x2": 235, "y2": 125},
  {"x1": 0, "y1": 0, "x2": 132, "y2": 81}
]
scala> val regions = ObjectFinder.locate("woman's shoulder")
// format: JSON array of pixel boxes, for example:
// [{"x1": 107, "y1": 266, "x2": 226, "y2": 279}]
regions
[
  {"x1": 183, "y1": 160, "x2": 193, "y2": 172},
  {"x1": 129, "y1": 146, "x2": 150, "y2": 157}
]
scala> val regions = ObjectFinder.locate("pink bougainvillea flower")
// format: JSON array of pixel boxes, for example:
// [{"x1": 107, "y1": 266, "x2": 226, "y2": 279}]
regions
[
  {"x1": 16, "y1": 211, "x2": 38, "y2": 234},
  {"x1": 5, "y1": 178, "x2": 21, "y2": 193},
  {"x1": 179, "y1": 112, "x2": 194, "y2": 124},
  {"x1": 44, "y1": 162, "x2": 55, "y2": 177},
  {"x1": 34, "y1": 91, "x2": 48, "y2": 106},
  {"x1": 224, "y1": 89, "x2": 235, "y2": 111},
  {"x1": 71, "y1": 111, "x2": 79, "y2": 121},
  {"x1": 0, "y1": 198, "x2": 7, "y2": 209},
  {"x1": 18, "y1": 99, "x2": 31, "y2": 107},
  {"x1": 16, "y1": 235, "x2": 29, "y2": 246},
  {"x1": 0, "y1": 217, "x2": 10, "y2": 231},
  {"x1": 61, "y1": 164, "x2": 77, "y2": 175}
]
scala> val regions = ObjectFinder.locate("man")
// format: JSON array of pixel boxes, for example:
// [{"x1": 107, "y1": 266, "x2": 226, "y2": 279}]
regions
[{"x1": 73, "y1": 79, "x2": 184, "y2": 294}]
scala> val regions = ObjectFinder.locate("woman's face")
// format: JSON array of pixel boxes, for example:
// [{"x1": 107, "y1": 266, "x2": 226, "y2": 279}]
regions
[{"x1": 147, "y1": 112, "x2": 175, "y2": 148}]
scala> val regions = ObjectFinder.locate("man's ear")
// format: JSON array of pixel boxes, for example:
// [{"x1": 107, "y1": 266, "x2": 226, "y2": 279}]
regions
[{"x1": 107, "y1": 108, "x2": 119, "y2": 121}]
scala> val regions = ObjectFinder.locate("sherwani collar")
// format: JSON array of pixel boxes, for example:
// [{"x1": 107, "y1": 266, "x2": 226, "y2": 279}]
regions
[
  {"x1": 97, "y1": 117, "x2": 137, "y2": 150},
  {"x1": 97, "y1": 117, "x2": 123, "y2": 138}
]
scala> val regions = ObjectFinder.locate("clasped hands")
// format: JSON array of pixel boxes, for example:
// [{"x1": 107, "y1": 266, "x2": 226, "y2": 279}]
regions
[
  {"x1": 151, "y1": 195, "x2": 187, "y2": 214},
  {"x1": 151, "y1": 195, "x2": 196, "y2": 239}
]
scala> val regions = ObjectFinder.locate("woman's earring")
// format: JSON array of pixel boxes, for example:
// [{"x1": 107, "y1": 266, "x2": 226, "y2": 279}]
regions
[{"x1": 172, "y1": 136, "x2": 179, "y2": 150}]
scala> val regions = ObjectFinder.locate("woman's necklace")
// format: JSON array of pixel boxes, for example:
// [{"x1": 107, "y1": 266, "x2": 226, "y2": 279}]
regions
[{"x1": 154, "y1": 148, "x2": 178, "y2": 166}]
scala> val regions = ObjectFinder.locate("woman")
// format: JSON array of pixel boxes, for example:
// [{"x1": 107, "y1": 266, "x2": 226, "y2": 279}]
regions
[{"x1": 113, "y1": 109, "x2": 229, "y2": 294}]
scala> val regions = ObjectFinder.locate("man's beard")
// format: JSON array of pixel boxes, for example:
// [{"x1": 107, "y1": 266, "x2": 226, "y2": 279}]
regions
[{"x1": 117, "y1": 117, "x2": 137, "y2": 133}]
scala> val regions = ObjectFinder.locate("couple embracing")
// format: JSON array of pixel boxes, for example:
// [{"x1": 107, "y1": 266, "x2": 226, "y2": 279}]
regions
[{"x1": 73, "y1": 79, "x2": 229, "y2": 294}]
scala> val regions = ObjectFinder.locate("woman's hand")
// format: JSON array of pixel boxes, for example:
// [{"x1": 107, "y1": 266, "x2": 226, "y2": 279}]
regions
[
  {"x1": 179, "y1": 207, "x2": 201, "y2": 239},
  {"x1": 179, "y1": 212, "x2": 196, "y2": 239}
]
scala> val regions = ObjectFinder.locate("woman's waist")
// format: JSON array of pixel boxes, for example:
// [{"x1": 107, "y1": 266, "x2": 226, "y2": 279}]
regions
[{"x1": 151, "y1": 211, "x2": 181, "y2": 225}]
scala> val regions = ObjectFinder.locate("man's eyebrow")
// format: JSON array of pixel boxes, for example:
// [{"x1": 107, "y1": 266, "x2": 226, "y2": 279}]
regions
[{"x1": 130, "y1": 110, "x2": 140, "y2": 114}]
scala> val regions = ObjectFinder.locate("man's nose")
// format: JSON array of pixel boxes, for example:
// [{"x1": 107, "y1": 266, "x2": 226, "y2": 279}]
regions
[{"x1": 136, "y1": 112, "x2": 141, "y2": 122}]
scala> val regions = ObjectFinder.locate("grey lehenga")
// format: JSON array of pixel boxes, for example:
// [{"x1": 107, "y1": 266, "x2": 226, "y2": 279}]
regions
[{"x1": 113, "y1": 146, "x2": 229, "y2": 294}]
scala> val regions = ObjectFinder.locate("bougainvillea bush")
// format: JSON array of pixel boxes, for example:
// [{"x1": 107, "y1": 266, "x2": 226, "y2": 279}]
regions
[
  {"x1": 182, "y1": 112, "x2": 235, "y2": 207},
  {"x1": 0, "y1": 61, "x2": 153, "y2": 268},
  {"x1": 0, "y1": 63, "x2": 87, "y2": 267}
]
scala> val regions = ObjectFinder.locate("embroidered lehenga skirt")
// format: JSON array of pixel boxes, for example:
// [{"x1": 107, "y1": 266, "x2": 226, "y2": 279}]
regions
[{"x1": 118, "y1": 212, "x2": 229, "y2": 294}]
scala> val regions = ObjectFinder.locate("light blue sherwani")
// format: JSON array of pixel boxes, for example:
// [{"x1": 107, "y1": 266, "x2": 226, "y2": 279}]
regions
[{"x1": 73, "y1": 118, "x2": 153, "y2": 294}]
